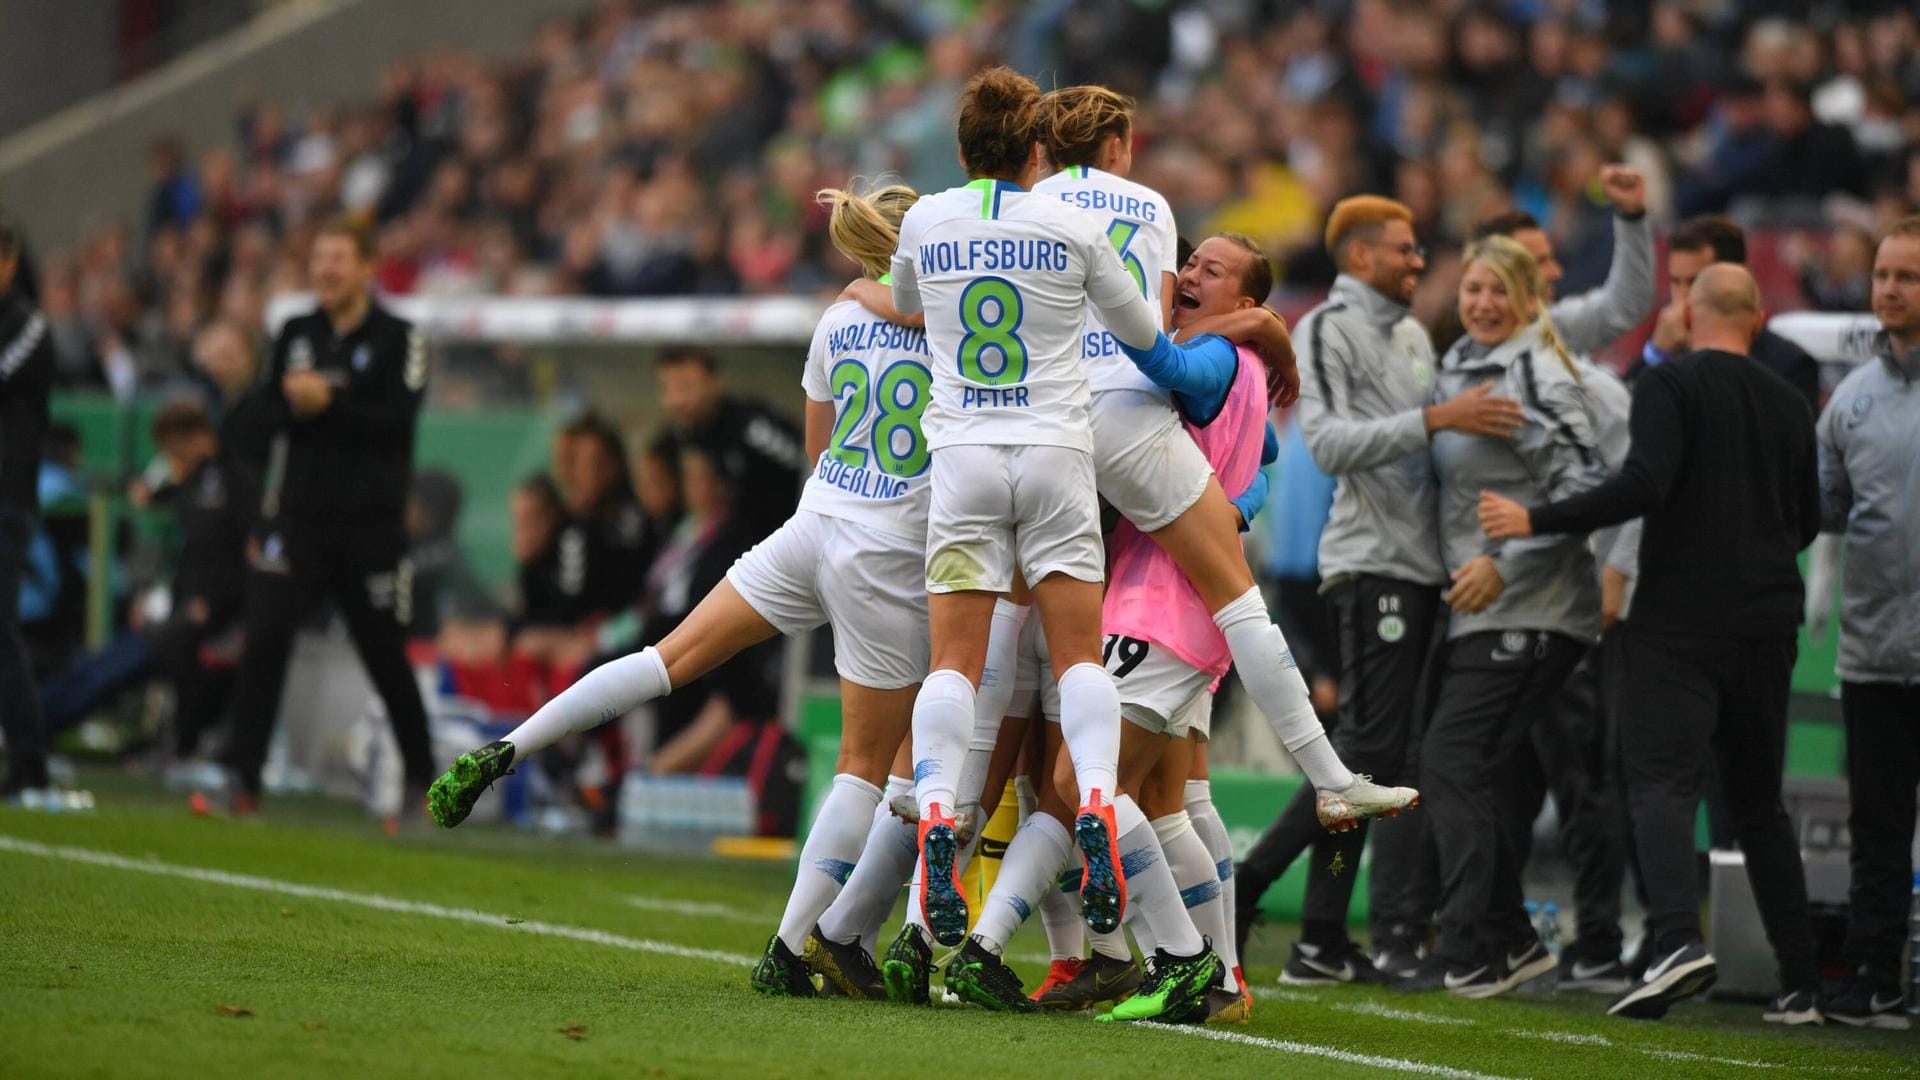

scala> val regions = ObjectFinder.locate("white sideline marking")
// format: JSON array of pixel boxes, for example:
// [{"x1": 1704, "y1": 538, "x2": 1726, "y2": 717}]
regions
[
  {"x1": 1334, "y1": 1001, "x2": 1475, "y2": 1026},
  {"x1": 0, "y1": 835, "x2": 755, "y2": 967},
  {"x1": 1250, "y1": 985, "x2": 1317, "y2": 1002},
  {"x1": 1514, "y1": 1030, "x2": 1609, "y2": 1046},
  {"x1": 624, "y1": 895, "x2": 767, "y2": 922},
  {"x1": 1158, "y1": 1025, "x2": 1512, "y2": 1080}
]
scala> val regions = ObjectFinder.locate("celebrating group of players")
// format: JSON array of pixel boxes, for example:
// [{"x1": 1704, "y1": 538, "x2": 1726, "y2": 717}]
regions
[{"x1": 425, "y1": 67, "x2": 1424, "y2": 1026}]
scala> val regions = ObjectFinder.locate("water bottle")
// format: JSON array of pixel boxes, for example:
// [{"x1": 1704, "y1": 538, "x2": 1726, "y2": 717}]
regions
[
  {"x1": 1539, "y1": 901, "x2": 1562, "y2": 958},
  {"x1": 1907, "y1": 873, "x2": 1920, "y2": 1016}
]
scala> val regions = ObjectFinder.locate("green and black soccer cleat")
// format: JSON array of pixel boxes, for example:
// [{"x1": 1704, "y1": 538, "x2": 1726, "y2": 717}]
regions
[
  {"x1": 945, "y1": 936, "x2": 1039, "y2": 1013},
  {"x1": 1099, "y1": 946, "x2": 1223, "y2": 1023},
  {"x1": 750, "y1": 934, "x2": 819, "y2": 997},
  {"x1": 427, "y1": 740, "x2": 515, "y2": 828},
  {"x1": 880, "y1": 924, "x2": 933, "y2": 1005}
]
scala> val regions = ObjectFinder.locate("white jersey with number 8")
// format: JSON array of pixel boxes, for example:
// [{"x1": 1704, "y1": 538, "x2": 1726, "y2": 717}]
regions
[
  {"x1": 1033, "y1": 164, "x2": 1179, "y2": 396},
  {"x1": 890, "y1": 178, "x2": 1142, "y2": 454}
]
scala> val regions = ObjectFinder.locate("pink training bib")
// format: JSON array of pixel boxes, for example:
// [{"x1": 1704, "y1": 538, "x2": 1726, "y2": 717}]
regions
[{"x1": 1103, "y1": 342, "x2": 1269, "y2": 677}]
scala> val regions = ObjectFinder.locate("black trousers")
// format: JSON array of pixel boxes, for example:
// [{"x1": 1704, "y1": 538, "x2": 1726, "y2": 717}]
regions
[
  {"x1": 1619, "y1": 630, "x2": 1817, "y2": 990},
  {"x1": 222, "y1": 520, "x2": 433, "y2": 796},
  {"x1": 149, "y1": 617, "x2": 237, "y2": 757},
  {"x1": 0, "y1": 507, "x2": 47, "y2": 792},
  {"x1": 1235, "y1": 575, "x2": 1440, "y2": 951},
  {"x1": 1842, "y1": 680, "x2": 1920, "y2": 986},
  {"x1": 1503, "y1": 635, "x2": 1629, "y2": 958},
  {"x1": 1425, "y1": 630, "x2": 1585, "y2": 964}
]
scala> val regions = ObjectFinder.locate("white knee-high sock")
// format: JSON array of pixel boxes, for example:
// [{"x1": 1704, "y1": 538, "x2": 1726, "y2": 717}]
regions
[
  {"x1": 1113, "y1": 793, "x2": 1205, "y2": 957},
  {"x1": 1122, "y1": 897, "x2": 1158, "y2": 955},
  {"x1": 777, "y1": 774, "x2": 883, "y2": 953},
  {"x1": 504, "y1": 647, "x2": 669, "y2": 755},
  {"x1": 1212, "y1": 589, "x2": 1356, "y2": 790},
  {"x1": 912, "y1": 669, "x2": 974, "y2": 817},
  {"x1": 1039, "y1": 863, "x2": 1086, "y2": 960},
  {"x1": 1155, "y1": 810, "x2": 1234, "y2": 991},
  {"x1": 1057, "y1": 662, "x2": 1120, "y2": 805},
  {"x1": 817, "y1": 774, "x2": 915, "y2": 954},
  {"x1": 1087, "y1": 918, "x2": 1131, "y2": 962},
  {"x1": 1014, "y1": 776, "x2": 1038, "y2": 819},
  {"x1": 957, "y1": 603, "x2": 1027, "y2": 818},
  {"x1": 1185, "y1": 779, "x2": 1239, "y2": 985},
  {"x1": 972, "y1": 813, "x2": 1072, "y2": 953}
]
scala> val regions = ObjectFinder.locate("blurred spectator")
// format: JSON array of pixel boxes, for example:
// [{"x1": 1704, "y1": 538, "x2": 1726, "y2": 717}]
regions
[
  {"x1": 633, "y1": 443, "x2": 777, "y2": 774},
  {"x1": 40, "y1": 403, "x2": 251, "y2": 755},
  {"x1": 1760, "y1": 77, "x2": 1869, "y2": 207},
  {"x1": 1254, "y1": 410, "x2": 1338, "y2": 717},
  {"x1": 1637, "y1": 215, "x2": 1821, "y2": 410},
  {"x1": 655, "y1": 345, "x2": 803, "y2": 544},
  {"x1": 556, "y1": 411, "x2": 651, "y2": 613},
  {"x1": 20, "y1": 426, "x2": 89, "y2": 679},
  {"x1": 1792, "y1": 222, "x2": 1877, "y2": 312},
  {"x1": 405, "y1": 469, "x2": 494, "y2": 638}
]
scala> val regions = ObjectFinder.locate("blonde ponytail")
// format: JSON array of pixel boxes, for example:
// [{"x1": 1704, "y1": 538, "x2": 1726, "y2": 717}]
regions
[{"x1": 817, "y1": 178, "x2": 920, "y2": 280}]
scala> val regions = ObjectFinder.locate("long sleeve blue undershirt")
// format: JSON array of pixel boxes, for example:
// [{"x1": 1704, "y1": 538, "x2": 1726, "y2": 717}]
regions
[{"x1": 1119, "y1": 330, "x2": 1278, "y2": 528}]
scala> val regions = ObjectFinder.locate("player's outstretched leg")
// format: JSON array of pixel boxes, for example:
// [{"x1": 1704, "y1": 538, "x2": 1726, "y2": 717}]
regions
[
  {"x1": 429, "y1": 646, "x2": 671, "y2": 827},
  {"x1": 1095, "y1": 794, "x2": 1223, "y2": 1023}
]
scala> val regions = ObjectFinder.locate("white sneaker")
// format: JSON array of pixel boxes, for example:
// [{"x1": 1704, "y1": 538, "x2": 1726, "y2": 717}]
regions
[{"x1": 1315, "y1": 776, "x2": 1419, "y2": 832}]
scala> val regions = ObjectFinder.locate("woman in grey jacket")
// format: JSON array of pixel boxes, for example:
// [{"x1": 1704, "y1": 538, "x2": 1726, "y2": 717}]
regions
[{"x1": 1396, "y1": 236, "x2": 1608, "y2": 998}]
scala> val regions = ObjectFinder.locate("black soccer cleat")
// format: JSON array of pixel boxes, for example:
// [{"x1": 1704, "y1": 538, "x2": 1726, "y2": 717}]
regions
[
  {"x1": 805, "y1": 926, "x2": 886, "y2": 1000},
  {"x1": 880, "y1": 923, "x2": 933, "y2": 1005},
  {"x1": 945, "y1": 936, "x2": 1039, "y2": 1013}
]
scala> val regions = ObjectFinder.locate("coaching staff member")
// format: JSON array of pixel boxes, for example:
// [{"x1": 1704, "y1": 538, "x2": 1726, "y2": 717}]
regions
[
  {"x1": 1819, "y1": 217, "x2": 1920, "y2": 1030},
  {"x1": 208, "y1": 217, "x2": 433, "y2": 817},
  {"x1": 1481, "y1": 264, "x2": 1821, "y2": 1025},
  {"x1": 0, "y1": 216, "x2": 53, "y2": 800}
]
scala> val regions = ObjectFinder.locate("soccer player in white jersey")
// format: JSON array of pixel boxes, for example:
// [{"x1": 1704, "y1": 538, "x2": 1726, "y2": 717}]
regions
[
  {"x1": 876, "y1": 67, "x2": 1172, "y2": 1002},
  {"x1": 978, "y1": 87, "x2": 1416, "y2": 839},
  {"x1": 423, "y1": 181, "x2": 934, "y2": 1001}
]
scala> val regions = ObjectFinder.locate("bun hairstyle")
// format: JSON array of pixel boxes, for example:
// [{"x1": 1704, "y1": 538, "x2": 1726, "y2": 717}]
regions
[
  {"x1": 1041, "y1": 85, "x2": 1135, "y2": 169},
  {"x1": 817, "y1": 178, "x2": 920, "y2": 279},
  {"x1": 957, "y1": 66, "x2": 1043, "y2": 180},
  {"x1": 1459, "y1": 234, "x2": 1581, "y2": 382}
]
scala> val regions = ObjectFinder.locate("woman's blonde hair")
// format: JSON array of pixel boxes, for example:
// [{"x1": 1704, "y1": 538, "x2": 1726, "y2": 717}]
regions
[
  {"x1": 816, "y1": 178, "x2": 920, "y2": 279},
  {"x1": 1459, "y1": 234, "x2": 1580, "y2": 382},
  {"x1": 1040, "y1": 85, "x2": 1135, "y2": 168}
]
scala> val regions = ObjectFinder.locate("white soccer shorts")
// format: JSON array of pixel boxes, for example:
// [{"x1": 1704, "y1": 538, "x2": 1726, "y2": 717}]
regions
[
  {"x1": 1090, "y1": 389, "x2": 1214, "y2": 534},
  {"x1": 924, "y1": 443, "x2": 1104, "y2": 594},
  {"x1": 1103, "y1": 632, "x2": 1216, "y2": 739},
  {"x1": 726, "y1": 510, "x2": 930, "y2": 690}
]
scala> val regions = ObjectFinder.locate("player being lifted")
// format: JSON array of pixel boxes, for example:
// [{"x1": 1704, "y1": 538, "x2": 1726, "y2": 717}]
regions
[
  {"x1": 950, "y1": 232, "x2": 1293, "y2": 1023},
  {"x1": 425, "y1": 180, "x2": 936, "y2": 1000},
  {"x1": 878, "y1": 68, "x2": 1175, "y2": 996}
]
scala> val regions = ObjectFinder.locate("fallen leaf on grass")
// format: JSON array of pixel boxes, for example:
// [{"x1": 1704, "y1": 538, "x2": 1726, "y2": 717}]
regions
[
  {"x1": 559, "y1": 1023, "x2": 587, "y2": 1041},
  {"x1": 214, "y1": 1004, "x2": 254, "y2": 1018},
  {"x1": 506, "y1": 917, "x2": 526, "y2": 925},
  {"x1": 280, "y1": 907, "x2": 296, "y2": 918},
  {"x1": 302, "y1": 1020, "x2": 327, "y2": 1032}
]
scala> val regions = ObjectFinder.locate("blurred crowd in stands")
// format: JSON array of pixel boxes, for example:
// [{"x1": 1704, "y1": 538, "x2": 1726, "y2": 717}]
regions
[{"x1": 9, "y1": 0, "x2": 1920, "y2": 401}]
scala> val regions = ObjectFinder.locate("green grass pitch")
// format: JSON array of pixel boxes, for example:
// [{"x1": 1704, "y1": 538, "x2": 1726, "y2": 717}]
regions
[{"x1": 2, "y1": 771, "x2": 1914, "y2": 1079}]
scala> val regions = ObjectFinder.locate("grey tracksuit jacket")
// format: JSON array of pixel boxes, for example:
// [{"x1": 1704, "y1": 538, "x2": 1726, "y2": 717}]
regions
[
  {"x1": 1294, "y1": 275, "x2": 1447, "y2": 589},
  {"x1": 1548, "y1": 212, "x2": 1657, "y2": 358},
  {"x1": 1817, "y1": 333, "x2": 1920, "y2": 684},
  {"x1": 1430, "y1": 322, "x2": 1609, "y2": 643}
]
